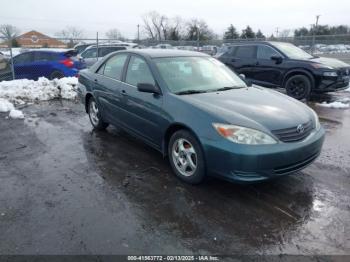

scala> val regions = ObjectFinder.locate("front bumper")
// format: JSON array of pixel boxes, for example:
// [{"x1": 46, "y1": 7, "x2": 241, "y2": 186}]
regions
[
  {"x1": 314, "y1": 71, "x2": 349, "y2": 92},
  {"x1": 202, "y1": 127, "x2": 325, "y2": 183}
]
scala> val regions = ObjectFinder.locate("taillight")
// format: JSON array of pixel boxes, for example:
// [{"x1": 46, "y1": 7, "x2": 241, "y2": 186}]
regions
[{"x1": 60, "y1": 58, "x2": 74, "y2": 68}]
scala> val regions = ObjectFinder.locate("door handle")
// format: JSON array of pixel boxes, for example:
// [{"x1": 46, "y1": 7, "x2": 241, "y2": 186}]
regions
[
  {"x1": 121, "y1": 90, "x2": 127, "y2": 95},
  {"x1": 94, "y1": 79, "x2": 98, "y2": 83}
]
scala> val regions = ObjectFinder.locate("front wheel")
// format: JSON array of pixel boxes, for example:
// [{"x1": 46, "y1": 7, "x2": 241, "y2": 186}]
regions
[
  {"x1": 284, "y1": 75, "x2": 312, "y2": 100},
  {"x1": 88, "y1": 97, "x2": 109, "y2": 130},
  {"x1": 168, "y1": 130, "x2": 206, "y2": 184}
]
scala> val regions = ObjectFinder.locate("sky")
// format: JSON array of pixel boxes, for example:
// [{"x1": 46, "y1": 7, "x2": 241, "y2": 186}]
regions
[{"x1": 0, "y1": 0, "x2": 349, "y2": 39}]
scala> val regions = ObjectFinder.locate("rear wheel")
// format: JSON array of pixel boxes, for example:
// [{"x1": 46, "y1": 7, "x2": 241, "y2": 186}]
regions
[
  {"x1": 88, "y1": 97, "x2": 109, "y2": 130},
  {"x1": 168, "y1": 130, "x2": 206, "y2": 184},
  {"x1": 50, "y1": 71, "x2": 64, "y2": 80},
  {"x1": 285, "y1": 75, "x2": 312, "y2": 100}
]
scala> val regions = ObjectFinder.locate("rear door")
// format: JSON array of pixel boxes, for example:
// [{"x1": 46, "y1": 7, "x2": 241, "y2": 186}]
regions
[
  {"x1": 32, "y1": 52, "x2": 56, "y2": 79},
  {"x1": 13, "y1": 52, "x2": 35, "y2": 80},
  {"x1": 253, "y1": 44, "x2": 285, "y2": 87},
  {"x1": 93, "y1": 53, "x2": 129, "y2": 125},
  {"x1": 226, "y1": 45, "x2": 257, "y2": 79}
]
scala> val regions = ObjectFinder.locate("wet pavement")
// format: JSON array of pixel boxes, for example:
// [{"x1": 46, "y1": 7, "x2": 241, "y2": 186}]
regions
[{"x1": 0, "y1": 91, "x2": 350, "y2": 255}]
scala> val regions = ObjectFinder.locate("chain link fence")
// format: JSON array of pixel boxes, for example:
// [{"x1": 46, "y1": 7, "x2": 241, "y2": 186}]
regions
[{"x1": 1, "y1": 34, "x2": 350, "y2": 83}]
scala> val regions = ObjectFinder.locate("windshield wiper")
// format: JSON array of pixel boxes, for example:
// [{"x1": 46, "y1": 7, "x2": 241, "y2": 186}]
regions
[
  {"x1": 215, "y1": 86, "x2": 236, "y2": 91},
  {"x1": 175, "y1": 90, "x2": 209, "y2": 95}
]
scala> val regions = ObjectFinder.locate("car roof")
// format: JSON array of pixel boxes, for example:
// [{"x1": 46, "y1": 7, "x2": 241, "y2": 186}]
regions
[
  {"x1": 225, "y1": 41, "x2": 290, "y2": 46},
  {"x1": 122, "y1": 49, "x2": 209, "y2": 58}
]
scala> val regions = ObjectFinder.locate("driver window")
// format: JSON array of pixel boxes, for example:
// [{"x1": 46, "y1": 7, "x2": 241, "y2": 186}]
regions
[
  {"x1": 125, "y1": 56, "x2": 155, "y2": 87},
  {"x1": 257, "y1": 45, "x2": 280, "y2": 60}
]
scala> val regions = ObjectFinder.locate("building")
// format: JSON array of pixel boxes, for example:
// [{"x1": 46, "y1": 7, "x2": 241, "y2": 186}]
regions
[{"x1": 14, "y1": 30, "x2": 66, "y2": 48}]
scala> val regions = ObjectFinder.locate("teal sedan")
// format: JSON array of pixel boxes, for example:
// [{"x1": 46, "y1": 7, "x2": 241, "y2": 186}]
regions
[{"x1": 77, "y1": 49, "x2": 325, "y2": 184}]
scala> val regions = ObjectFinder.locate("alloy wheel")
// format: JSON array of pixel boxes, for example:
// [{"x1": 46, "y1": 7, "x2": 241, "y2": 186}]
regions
[{"x1": 171, "y1": 138, "x2": 197, "y2": 176}]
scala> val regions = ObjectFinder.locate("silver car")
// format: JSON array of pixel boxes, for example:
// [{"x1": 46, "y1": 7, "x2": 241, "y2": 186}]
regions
[{"x1": 79, "y1": 45, "x2": 127, "y2": 68}]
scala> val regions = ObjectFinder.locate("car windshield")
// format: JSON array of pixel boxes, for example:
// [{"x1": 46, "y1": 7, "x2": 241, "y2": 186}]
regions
[
  {"x1": 153, "y1": 56, "x2": 247, "y2": 94},
  {"x1": 271, "y1": 42, "x2": 313, "y2": 59}
]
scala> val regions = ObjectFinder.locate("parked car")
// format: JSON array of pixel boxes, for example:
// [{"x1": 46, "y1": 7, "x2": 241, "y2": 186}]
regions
[
  {"x1": 0, "y1": 53, "x2": 12, "y2": 81},
  {"x1": 154, "y1": 44, "x2": 174, "y2": 49},
  {"x1": 12, "y1": 49, "x2": 86, "y2": 80},
  {"x1": 77, "y1": 49, "x2": 325, "y2": 184},
  {"x1": 200, "y1": 45, "x2": 218, "y2": 56},
  {"x1": 79, "y1": 45, "x2": 128, "y2": 68},
  {"x1": 216, "y1": 41, "x2": 350, "y2": 99},
  {"x1": 74, "y1": 43, "x2": 94, "y2": 54}
]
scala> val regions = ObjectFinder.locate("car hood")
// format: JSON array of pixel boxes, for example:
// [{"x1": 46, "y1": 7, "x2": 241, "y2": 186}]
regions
[
  {"x1": 307, "y1": 57, "x2": 349, "y2": 69},
  {"x1": 176, "y1": 86, "x2": 313, "y2": 133}
]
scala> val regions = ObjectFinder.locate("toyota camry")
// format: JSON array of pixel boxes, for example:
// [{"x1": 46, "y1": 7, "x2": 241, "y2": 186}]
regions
[{"x1": 77, "y1": 49, "x2": 325, "y2": 184}]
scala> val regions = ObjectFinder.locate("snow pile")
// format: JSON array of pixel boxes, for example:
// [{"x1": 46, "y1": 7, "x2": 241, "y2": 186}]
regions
[
  {"x1": 9, "y1": 109, "x2": 24, "y2": 119},
  {"x1": 0, "y1": 98, "x2": 15, "y2": 112},
  {"x1": 0, "y1": 98, "x2": 24, "y2": 119},
  {"x1": 0, "y1": 77, "x2": 78, "y2": 119},
  {"x1": 0, "y1": 77, "x2": 78, "y2": 102}
]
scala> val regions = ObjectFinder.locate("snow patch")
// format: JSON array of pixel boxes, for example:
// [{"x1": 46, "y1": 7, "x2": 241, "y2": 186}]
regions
[
  {"x1": 9, "y1": 109, "x2": 24, "y2": 119},
  {"x1": 0, "y1": 77, "x2": 78, "y2": 102},
  {"x1": 316, "y1": 101, "x2": 350, "y2": 109}
]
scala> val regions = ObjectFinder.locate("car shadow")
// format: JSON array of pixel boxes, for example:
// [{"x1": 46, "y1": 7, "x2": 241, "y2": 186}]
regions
[{"x1": 81, "y1": 126, "x2": 315, "y2": 253}]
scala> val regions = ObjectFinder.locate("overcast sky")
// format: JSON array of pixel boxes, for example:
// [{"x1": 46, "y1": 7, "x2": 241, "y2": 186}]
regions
[{"x1": 0, "y1": 0, "x2": 349, "y2": 39}]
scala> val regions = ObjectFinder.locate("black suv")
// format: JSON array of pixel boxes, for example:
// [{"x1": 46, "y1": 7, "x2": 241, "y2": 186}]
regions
[{"x1": 216, "y1": 41, "x2": 350, "y2": 99}]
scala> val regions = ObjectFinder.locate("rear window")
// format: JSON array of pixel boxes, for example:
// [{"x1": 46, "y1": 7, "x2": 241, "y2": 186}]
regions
[
  {"x1": 235, "y1": 45, "x2": 256, "y2": 58},
  {"x1": 64, "y1": 50, "x2": 78, "y2": 57},
  {"x1": 99, "y1": 46, "x2": 126, "y2": 57},
  {"x1": 34, "y1": 52, "x2": 57, "y2": 62}
]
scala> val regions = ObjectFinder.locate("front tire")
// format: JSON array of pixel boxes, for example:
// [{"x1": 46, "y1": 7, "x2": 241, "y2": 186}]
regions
[
  {"x1": 88, "y1": 97, "x2": 109, "y2": 130},
  {"x1": 168, "y1": 130, "x2": 206, "y2": 184},
  {"x1": 284, "y1": 75, "x2": 312, "y2": 100}
]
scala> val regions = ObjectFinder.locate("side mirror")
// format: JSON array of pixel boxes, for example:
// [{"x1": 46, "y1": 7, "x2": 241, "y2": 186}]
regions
[
  {"x1": 137, "y1": 83, "x2": 161, "y2": 95},
  {"x1": 270, "y1": 55, "x2": 283, "y2": 64},
  {"x1": 239, "y1": 74, "x2": 252, "y2": 87}
]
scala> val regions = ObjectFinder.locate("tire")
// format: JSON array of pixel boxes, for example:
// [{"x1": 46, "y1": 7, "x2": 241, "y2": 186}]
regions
[
  {"x1": 50, "y1": 71, "x2": 65, "y2": 80},
  {"x1": 284, "y1": 74, "x2": 312, "y2": 100},
  {"x1": 168, "y1": 130, "x2": 206, "y2": 184},
  {"x1": 87, "y1": 97, "x2": 109, "y2": 130}
]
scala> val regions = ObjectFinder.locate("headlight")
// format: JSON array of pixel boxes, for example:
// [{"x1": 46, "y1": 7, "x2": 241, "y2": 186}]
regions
[
  {"x1": 213, "y1": 123, "x2": 277, "y2": 145},
  {"x1": 323, "y1": 71, "x2": 338, "y2": 77},
  {"x1": 311, "y1": 63, "x2": 334, "y2": 70},
  {"x1": 310, "y1": 109, "x2": 321, "y2": 131}
]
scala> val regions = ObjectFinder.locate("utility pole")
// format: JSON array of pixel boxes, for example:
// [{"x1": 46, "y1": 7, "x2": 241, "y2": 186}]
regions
[
  {"x1": 96, "y1": 32, "x2": 99, "y2": 60},
  {"x1": 311, "y1": 15, "x2": 320, "y2": 54},
  {"x1": 137, "y1": 24, "x2": 140, "y2": 43},
  {"x1": 196, "y1": 26, "x2": 200, "y2": 50},
  {"x1": 275, "y1": 27, "x2": 279, "y2": 38}
]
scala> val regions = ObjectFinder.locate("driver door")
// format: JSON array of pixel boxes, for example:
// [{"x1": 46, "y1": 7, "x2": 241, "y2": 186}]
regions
[
  {"x1": 120, "y1": 55, "x2": 164, "y2": 148},
  {"x1": 253, "y1": 45, "x2": 285, "y2": 87}
]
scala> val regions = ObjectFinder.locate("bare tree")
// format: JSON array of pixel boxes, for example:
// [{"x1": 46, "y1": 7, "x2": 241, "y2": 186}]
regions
[
  {"x1": 186, "y1": 19, "x2": 214, "y2": 41},
  {"x1": 279, "y1": 29, "x2": 291, "y2": 38},
  {"x1": 105, "y1": 28, "x2": 125, "y2": 40},
  {"x1": 142, "y1": 11, "x2": 168, "y2": 41},
  {"x1": 0, "y1": 24, "x2": 20, "y2": 42},
  {"x1": 55, "y1": 26, "x2": 84, "y2": 39}
]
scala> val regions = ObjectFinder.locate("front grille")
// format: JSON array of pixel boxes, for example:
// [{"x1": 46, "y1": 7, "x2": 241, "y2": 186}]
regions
[{"x1": 271, "y1": 121, "x2": 314, "y2": 143}]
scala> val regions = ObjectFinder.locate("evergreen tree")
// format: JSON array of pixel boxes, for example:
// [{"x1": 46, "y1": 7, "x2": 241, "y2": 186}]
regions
[
  {"x1": 241, "y1": 26, "x2": 255, "y2": 39},
  {"x1": 223, "y1": 24, "x2": 239, "y2": 40}
]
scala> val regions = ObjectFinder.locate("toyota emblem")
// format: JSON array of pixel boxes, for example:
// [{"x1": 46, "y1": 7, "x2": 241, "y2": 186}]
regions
[{"x1": 297, "y1": 124, "x2": 305, "y2": 134}]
